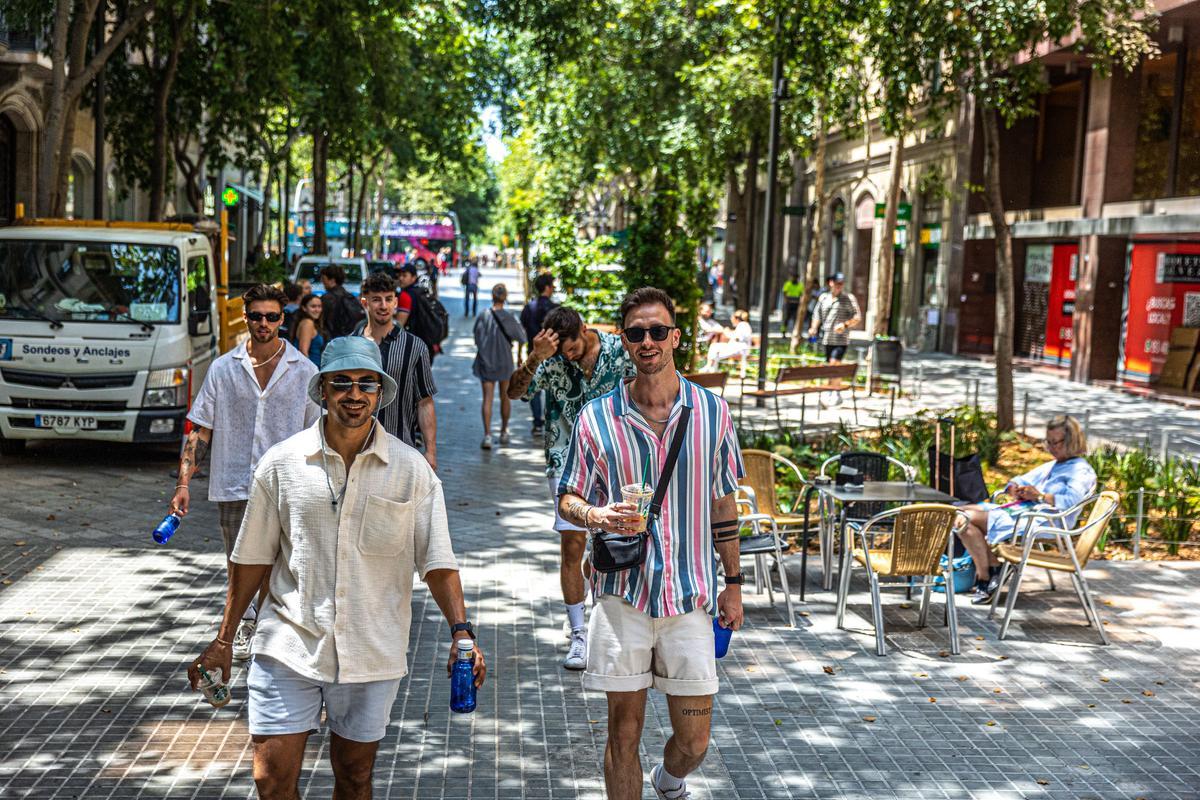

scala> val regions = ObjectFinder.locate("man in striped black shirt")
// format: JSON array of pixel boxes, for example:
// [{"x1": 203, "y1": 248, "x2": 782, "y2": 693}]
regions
[
  {"x1": 808, "y1": 272, "x2": 861, "y2": 363},
  {"x1": 355, "y1": 272, "x2": 439, "y2": 470}
]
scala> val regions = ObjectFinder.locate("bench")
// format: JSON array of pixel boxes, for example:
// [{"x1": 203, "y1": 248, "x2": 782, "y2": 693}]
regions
[
  {"x1": 740, "y1": 363, "x2": 860, "y2": 435},
  {"x1": 684, "y1": 371, "x2": 728, "y2": 396}
]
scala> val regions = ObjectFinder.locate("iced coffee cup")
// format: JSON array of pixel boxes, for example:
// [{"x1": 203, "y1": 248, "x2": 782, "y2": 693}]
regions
[
  {"x1": 197, "y1": 665, "x2": 231, "y2": 708},
  {"x1": 621, "y1": 483, "x2": 654, "y2": 532}
]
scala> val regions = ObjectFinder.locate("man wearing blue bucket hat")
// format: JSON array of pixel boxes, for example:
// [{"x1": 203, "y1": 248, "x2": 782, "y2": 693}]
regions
[{"x1": 188, "y1": 336, "x2": 485, "y2": 798}]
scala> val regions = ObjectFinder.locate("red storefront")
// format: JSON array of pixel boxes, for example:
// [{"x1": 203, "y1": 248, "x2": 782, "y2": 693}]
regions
[
  {"x1": 1122, "y1": 242, "x2": 1200, "y2": 381},
  {"x1": 1019, "y1": 243, "x2": 1078, "y2": 365}
]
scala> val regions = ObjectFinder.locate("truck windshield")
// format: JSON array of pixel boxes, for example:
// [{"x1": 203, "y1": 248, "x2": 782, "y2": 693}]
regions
[{"x1": 0, "y1": 240, "x2": 181, "y2": 325}]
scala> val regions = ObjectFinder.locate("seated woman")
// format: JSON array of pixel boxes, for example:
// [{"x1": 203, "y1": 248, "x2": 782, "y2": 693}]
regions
[
  {"x1": 702, "y1": 309, "x2": 753, "y2": 371},
  {"x1": 957, "y1": 414, "x2": 1096, "y2": 605}
]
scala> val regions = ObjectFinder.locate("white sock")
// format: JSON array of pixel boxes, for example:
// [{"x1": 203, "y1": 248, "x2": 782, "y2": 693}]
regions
[
  {"x1": 654, "y1": 765, "x2": 686, "y2": 794},
  {"x1": 566, "y1": 601, "x2": 586, "y2": 631}
]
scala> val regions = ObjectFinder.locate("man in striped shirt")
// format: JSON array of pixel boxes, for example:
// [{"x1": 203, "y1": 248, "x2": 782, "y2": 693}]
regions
[
  {"x1": 355, "y1": 272, "x2": 438, "y2": 470},
  {"x1": 558, "y1": 287, "x2": 745, "y2": 800},
  {"x1": 808, "y1": 272, "x2": 861, "y2": 363}
]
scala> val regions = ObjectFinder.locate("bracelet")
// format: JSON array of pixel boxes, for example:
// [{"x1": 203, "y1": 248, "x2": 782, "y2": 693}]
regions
[
  {"x1": 175, "y1": 485, "x2": 189, "y2": 491},
  {"x1": 524, "y1": 360, "x2": 539, "y2": 375},
  {"x1": 583, "y1": 506, "x2": 594, "y2": 528},
  {"x1": 216, "y1": 637, "x2": 233, "y2": 646}
]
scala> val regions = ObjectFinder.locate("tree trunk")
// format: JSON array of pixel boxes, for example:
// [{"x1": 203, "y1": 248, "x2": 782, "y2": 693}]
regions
[
  {"x1": 981, "y1": 108, "x2": 1015, "y2": 431},
  {"x1": 256, "y1": 163, "x2": 275, "y2": 258},
  {"x1": 723, "y1": 163, "x2": 745, "y2": 306},
  {"x1": 872, "y1": 134, "x2": 906, "y2": 337},
  {"x1": 736, "y1": 136, "x2": 760, "y2": 311},
  {"x1": 354, "y1": 168, "x2": 370, "y2": 254},
  {"x1": 312, "y1": 130, "x2": 329, "y2": 254},
  {"x1": 149, "y1": 2, "x2": 191, "y2": 220},
  {"x1": 791, "y1": 106, "x2": 828, "y2": 352}
]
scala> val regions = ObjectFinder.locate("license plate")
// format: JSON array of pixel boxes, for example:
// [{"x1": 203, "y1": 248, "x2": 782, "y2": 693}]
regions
[{"x1": 34, "y1": 414, "x2": 98, "y2": 430}]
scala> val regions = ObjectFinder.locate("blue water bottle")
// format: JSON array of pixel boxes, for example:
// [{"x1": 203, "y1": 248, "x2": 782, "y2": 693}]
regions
[
  {"x1": 152, "y1": 512, "x2": 182, "y2": 544},
  {"x1": 449, "y1": 639, "x2": 477, "y2": 713}
]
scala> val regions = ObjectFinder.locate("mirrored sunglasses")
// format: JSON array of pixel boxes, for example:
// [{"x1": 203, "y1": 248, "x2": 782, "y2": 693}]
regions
[{"x1": 328, "y1": 375, "x2": 382, "y2": 394}]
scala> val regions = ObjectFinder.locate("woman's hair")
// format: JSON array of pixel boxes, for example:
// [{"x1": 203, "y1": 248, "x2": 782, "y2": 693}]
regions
[
  {"x1": 492, "y1": 283, "x2": 507, "y2": 303},
  {"x1": 295, "y1": 293, "x2": 326, "y2": 339},
  {"x1": 1047, "y1": 414, "x2": 1087, "y2": 458},
  {"x1": 732, "y1": 309, "x2": 750, "y2": 323}
]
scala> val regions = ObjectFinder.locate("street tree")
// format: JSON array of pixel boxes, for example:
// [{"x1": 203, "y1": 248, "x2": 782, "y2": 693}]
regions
[{"x1": 946, "y1": 0, "x2": 1157, "y2": 429}]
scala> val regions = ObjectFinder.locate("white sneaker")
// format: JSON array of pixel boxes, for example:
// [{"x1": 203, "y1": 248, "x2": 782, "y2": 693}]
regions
[
  {"x1": 480, "y1": 435, "x2": 493, "y2": 450},
  {"x1": 232, "y1": 618, "x2": 255, "y2": 662},
  {"x1": 650, "y1": 764, "x2": 690, "y2": 799},
  {"x1": 562, "y1": 619, "x2": 573, "y2": 640},
  {"x1": 562, "y1": 627, "x2": 587, "y2": 671},
  {"x1": 499, "y1": 431, "x2": 510, "y2": 446}
]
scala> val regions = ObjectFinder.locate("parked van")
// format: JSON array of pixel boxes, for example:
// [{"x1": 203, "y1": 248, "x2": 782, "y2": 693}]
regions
[
  {"x1": 290, "y1": 255, "x2": 367, "y2": 297},
  {"x1": 0, "y1": 218, "x2": 246, "y2": 455}
]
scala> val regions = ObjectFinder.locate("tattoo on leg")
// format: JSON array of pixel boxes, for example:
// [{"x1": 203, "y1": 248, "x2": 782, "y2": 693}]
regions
[{"x1": 680, "y1": 707, "x2": 711, "y2": 717}]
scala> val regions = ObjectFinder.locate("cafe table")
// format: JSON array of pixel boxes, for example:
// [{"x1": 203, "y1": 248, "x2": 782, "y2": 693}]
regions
[{"x1": 803, "y1": 481, "x2": 957, "y2": 596}]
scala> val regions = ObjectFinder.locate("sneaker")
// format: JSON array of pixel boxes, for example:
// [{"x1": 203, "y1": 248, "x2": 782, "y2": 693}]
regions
[
  {"x1": 499, "y1": 431, "x2": 510, "y2": 446},
  {"x1": 562, "y1": 627, "x2": 587, "y2": 671},
  {"x1": 232, "y1": 618, "x2": 255, "y2": 661},
  {"x1": 562, "y1": 619, "x2": 573, "y2": 640},
  {"x1": 480, "y1": 435, "x2": 493, "y2": 450},
  {"x1": 650, "y1": 764, "x2": 690, "y2": 799},
  {"x1": 970, "y1": 578, "x2": 995, "y2": 605}
]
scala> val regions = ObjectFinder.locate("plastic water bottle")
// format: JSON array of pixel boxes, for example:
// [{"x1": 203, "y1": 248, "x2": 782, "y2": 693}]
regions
[
  {"x1": 152, "y1": 512, "x2": 182, "y2": 544},
  {"x1": 449, "y1": 639, "x2": 477, "y2": 713}
]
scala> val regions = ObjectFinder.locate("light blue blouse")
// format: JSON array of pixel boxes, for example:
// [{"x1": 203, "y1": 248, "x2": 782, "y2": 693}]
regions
[{"x1": 985, "y1": 457, "x2": 1097, "y2": 543}]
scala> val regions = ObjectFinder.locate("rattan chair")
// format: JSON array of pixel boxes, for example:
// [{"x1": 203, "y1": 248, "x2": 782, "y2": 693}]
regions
[
  {"x1": 835, "y1": 504, "x2": 968, "y2": 656},
  {"x1": 988, "y1": 491, "x2": 1120, "y2": 645}
]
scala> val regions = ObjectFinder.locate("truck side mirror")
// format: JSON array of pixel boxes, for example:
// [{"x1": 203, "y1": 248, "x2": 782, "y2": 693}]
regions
[{"x1": 189, "y1": 310, "x2": 212, "y2": 336}]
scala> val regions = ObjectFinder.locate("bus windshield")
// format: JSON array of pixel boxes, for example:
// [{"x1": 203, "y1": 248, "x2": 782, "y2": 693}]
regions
[{"x1": 0, "y1": 240, "x2": 182, "y2": 325}]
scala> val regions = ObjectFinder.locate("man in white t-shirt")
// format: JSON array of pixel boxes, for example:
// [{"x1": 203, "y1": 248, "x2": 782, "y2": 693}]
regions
[{"x1": 169, "y1": 284, "x2": 320, "y2": 661}]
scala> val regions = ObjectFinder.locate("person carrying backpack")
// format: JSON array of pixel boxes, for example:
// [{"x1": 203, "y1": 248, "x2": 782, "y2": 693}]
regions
[
  {"x1": 318, "y1": 264, "x2": 365, "y2": 338},
  {"x1": 396, "y1": 262, "x2": 449, "y2": 361}
]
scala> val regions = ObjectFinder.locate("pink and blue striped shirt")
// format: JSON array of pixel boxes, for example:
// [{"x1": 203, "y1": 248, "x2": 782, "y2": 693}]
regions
[{"x1": 558, "y1": 374, "x2": 744, "y2": 618}]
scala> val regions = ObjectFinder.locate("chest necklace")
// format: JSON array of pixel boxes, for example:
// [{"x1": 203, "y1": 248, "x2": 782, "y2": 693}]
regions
[
  {"x1": 318, "y1": 422, "x2": 376, "y2": 509},
  {"x1": 248, "y1": 340, "x2": 285, "y2": 368}
]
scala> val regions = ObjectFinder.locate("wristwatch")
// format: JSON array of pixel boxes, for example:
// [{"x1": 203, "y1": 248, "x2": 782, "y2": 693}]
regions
[
  {"x1": 724, "y1": 574, "x2": 744, "y2": 585},
  {"x1": 450, "y1": 621, "x2": 475, "y2": 639}
]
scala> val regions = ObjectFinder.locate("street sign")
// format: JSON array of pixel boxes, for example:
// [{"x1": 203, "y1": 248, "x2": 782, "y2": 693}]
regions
[
  {"x1": 221, "y1": 187, "x2": 240, "y2": 208},
  {"x1": 781, "y1": 205, "x2": 806, "y2": 217},
  {"x1": 875, "y1": 202, "x2": 912, "y2": 221}
]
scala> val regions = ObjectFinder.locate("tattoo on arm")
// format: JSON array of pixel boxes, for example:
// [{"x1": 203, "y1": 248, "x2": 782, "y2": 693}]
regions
[
  {"x1": 566, "y1": 500, "x2": 590, "y2": 527},
  {"x1": 506, "y1": 357, "x2": 538, "y2": 400},
  {"x1": 178, "y1": 428, "x2": 211, "y2": 481}
]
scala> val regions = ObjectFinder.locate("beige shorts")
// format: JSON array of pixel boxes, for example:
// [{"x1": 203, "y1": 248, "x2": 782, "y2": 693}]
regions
[{"x1": 583, "y1": 594, "x2": 718, "y2": 696}]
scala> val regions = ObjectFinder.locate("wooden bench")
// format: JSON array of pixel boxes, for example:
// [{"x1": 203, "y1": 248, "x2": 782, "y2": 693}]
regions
[
  {"x1": 684, "y1": 371, "x2": 729, "y2": 396},
  {"x1": 740, "y1": 363, "x2": 859, "y2": 435}
]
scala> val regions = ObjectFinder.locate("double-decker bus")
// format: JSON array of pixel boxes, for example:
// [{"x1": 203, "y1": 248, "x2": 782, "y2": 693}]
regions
[{"x1": 379, "y1": 212, "x2": 463, "y2": 273}]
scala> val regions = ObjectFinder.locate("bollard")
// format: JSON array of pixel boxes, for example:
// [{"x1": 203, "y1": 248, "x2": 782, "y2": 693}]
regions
[
  {"x1": 1082, "y1": 409, "x2": 1090, "y2": 443},
  {"x1": 975, "y1": 378, "x2": 982, "y2": 411},
  {"x1": 1160, "y1": 430, "x2": 1171, "y2": 464},
  {"x1": 1021, "y1": 391, "x2": 1029, "y2": 436},
  {"x1": 916, "y1": 363, "x2": 923, "y2": 399},
  {"x1": 889, "y1": 386, "x2": 897, "y2": 425},
  {"x1": 1133, "y1": 487, "x2": 1144, "y2": 560}
]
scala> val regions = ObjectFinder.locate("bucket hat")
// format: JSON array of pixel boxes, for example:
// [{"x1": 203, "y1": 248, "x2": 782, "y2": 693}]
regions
[{"x1": 306, "y1": 335, "x2": 398, "y2": 410}]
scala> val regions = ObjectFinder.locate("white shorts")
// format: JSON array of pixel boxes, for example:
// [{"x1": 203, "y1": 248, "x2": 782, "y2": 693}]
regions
[
  {"x1": 549, "y1": 475, "x2": 586, "y2": 533},
  {"x1": 583, "y1": 594, "x2": 718, "y2": 696}
]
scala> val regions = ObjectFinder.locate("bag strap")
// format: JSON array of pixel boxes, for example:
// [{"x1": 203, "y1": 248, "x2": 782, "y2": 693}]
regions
[
  {"x1": 491, "y1": 308, "x2": 514, "y2": 345},
  {"x1": 648, "y1": 405, "x2": 692, "y2": 522}
]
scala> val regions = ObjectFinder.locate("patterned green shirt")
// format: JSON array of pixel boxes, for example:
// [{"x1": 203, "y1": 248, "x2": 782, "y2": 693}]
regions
[{"x1": 526, "y1": 331, "x2": 634, "y2": 479}]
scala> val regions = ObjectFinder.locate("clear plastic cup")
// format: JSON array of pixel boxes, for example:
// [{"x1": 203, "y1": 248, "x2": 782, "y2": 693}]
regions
[
  {"x1": 621, "y1": 483, "x2": 654, "y2": 532},
  {"x1": 197, "y1": 665, "x2": 231, "y2": 708}
]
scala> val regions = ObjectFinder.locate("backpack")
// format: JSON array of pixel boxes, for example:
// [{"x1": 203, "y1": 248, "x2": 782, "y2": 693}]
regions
[{"x1": 405, "y1": 285, "x2": 449, "y2": 348}]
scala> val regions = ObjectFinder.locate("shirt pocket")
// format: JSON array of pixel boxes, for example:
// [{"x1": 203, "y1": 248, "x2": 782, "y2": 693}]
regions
[{"x1": 358, "y1": 495, "x2": 415, "y2": 558}]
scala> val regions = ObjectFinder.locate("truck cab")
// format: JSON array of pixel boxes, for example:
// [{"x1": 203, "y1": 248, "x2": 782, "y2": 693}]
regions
[{"x1": 0, "y1": 220, "x2": 230, "y2": 455}]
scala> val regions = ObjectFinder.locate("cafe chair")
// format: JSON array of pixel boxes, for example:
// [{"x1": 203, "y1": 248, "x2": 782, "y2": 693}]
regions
[
  {"x1": 987, "y1": 491, "x2": 1120, "y2": 645},
  {"x1": 835, "y1": 504, "x2": 968, "y2": 656},
  {"x1": 732, "y1": 499, "x2": 797, "y2": 629},
  {"x1": 815, "y1": 451, "x2": 917, "y2": 589},
  {"x1": 738, "y1": 449, "x2": 819, "y2": 600}
]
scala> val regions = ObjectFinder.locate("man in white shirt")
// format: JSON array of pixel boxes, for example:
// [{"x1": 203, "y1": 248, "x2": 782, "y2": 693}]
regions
[
  {"x1": 170, "y1": 284, "x2": 320, "y2": 661},
  {"x1": 188, "y1": 336, "x2": 485, "y2": 798}
]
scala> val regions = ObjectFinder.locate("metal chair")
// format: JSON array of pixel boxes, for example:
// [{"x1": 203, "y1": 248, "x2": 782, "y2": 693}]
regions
[
  {"x1": 988, "y1": 491, "x2": 1120, "y2": 645},
  {"x1": 733, "y1": 496, "x2": 797, "y2": 628},
  {"x1": 815, "y1": 452, "x2": 917, "y2": 589},
  {"x1": 835, "y1": 504, "x2": 968, "y2": 656},
  {"x1": 738, "y1": 449, "x2": 819, "y2": 599}
]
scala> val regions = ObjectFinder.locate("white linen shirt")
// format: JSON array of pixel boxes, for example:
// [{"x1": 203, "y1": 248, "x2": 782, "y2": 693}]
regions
[
  {"x1": 230, "y1": 419, "x2": 459, "y2": 683},
  {"x1": 187, "y1": 341, "x2": 320, "y2": 501}
]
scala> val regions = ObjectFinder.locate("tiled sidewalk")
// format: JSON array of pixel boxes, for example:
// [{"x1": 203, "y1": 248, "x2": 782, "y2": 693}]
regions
[{"x1": 1, "y1": 280, "x2": 1199, "y2": 798}]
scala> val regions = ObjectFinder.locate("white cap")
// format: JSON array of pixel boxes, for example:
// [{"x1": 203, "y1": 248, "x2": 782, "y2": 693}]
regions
[{"x1": 456, "y1": 638, "x2": 475, "y2": 653}]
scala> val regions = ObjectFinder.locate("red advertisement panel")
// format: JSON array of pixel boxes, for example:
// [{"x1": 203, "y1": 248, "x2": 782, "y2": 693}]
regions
[
  {"x1": 1124, "y1": 243, "x2": 1200, "y2": 380},
  {"x1": 1043, "y1": 244, "x2": 1078, "y2": 362}
]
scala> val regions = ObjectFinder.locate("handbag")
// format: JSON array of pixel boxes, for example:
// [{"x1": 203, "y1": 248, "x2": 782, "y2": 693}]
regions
[{"x1": 591, "y1": 406, "x2": 692, "y2": 574}]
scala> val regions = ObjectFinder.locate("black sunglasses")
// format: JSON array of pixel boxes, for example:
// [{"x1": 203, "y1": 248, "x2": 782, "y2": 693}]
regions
[
  {"x1": 622, "y1": 325, "x2": 675, "y2": 343},
  {"x1": 327, "y1": 375, "x2": 382, "y2": 394},
  {"x1": 246, "y1": 311, "x2": 283, "y2": 323}
]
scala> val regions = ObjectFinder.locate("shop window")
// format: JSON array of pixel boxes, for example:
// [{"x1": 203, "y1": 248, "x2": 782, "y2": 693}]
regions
[
  {"x1": 1175, "y1": 48, "x2": 1200, "y2": 196},
  {"x1": 1132, "y1": 52, "x2": 1177, "y2": 200}
]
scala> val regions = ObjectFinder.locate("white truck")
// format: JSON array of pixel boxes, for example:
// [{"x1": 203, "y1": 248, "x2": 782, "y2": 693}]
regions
[{"x1": 0, "y1": 217, "x2": 247, "y2": 456}]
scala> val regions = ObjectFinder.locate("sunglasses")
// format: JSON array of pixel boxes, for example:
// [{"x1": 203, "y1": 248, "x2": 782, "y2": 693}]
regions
[
  {"x1": 327, "y1": 375, "x2": 381, "y2": 394},
  {"x1": 622, "y1": 325, "x2": 675, "y2": 343},
  {"x1": 246, "y1": 311, "x2": 283, "y2": 323}
]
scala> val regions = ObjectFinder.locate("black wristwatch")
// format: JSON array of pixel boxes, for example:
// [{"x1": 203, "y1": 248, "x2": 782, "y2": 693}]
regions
[
  {"x1": 724, "y1": 574, "x2": 744, "y2": 586},
  {"x1": 450, "y1": 621, "x2": 476, "y2": 639}
]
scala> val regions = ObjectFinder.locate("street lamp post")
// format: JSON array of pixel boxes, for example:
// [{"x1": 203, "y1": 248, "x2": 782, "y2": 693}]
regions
[{"x1": 756, "y1": 10, "x2": 785, "y2": 403}]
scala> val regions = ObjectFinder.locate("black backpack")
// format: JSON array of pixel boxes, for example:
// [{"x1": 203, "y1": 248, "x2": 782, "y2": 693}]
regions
[{"x1": 405, "y1": 285, "x2": 449, "y2": 348}]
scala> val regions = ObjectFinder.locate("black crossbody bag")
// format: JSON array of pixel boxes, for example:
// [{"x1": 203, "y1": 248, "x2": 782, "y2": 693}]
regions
[{"x1": 591, "y1": 406, "x2": 692, "y2": 574}]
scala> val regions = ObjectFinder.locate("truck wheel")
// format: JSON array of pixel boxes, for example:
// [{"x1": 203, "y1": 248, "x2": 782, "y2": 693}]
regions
[{"x1": 0, "y1": 436, "x2": 26, "y2": 457}]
